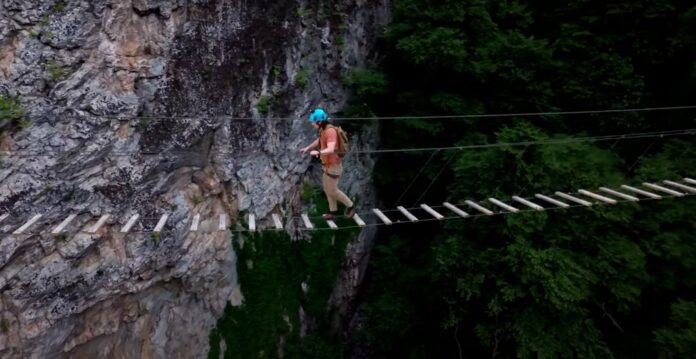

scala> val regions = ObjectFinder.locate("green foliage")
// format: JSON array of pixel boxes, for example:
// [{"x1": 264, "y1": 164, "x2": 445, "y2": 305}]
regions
[
  {"x1": 52, "y1": 1, "x2": 67, "y2": 12},
  {"x1": 45, "y1": 62, "x2": 65, "y2": 83},
  {"x1": 0, "y1": 97, "x2": 24, "y2": 125},
  {"x1": 354, "y1": 0, "x2": 696, "y2": 357},
  {"x1": 654, "y1": 300, "x2": 696, "y2": 358},
  {"x1": 343, "y1": 69, "x2": 389, "y2": 99},
  {"x1": 336, "y1": 35, "x2": 345, "y2": 53},
  {"x1": 360, "y1": 236, "x2": 434, "y2": 356},
  {"x1": 272, "y1": 65, "x2": 281, "y2": 79},
  {"x1": 37, "y1": 15, "x2": 50, "y2": 27},
  {"x1": 41, "y1": 30, "x2": 54, "y2": 41},
  {"x1": 422, "y1": 124, "x2": 646, "y2": 356},
  {"x1": 301, "y1": 182, "x2": 320, "y2": 202},
  {"x1": 449, "y1": 123, "x2": 625, "y2": 199},
  {"x1": 317, "y1": 5, "x2": 329, "y2": 22},
  {"x1": 295, "y1": 67, "x2": 310, "y2": 90},
  {"x1": 286, "y1": 334, "x2": 341, "y2": 359},
  {"x1": 257, "y1": 95, "x2": 271, "y2": 114},
  {"x1": 208, "y1": 186, "x2": 360, "y2": 358},
  {"x1": 634, "y1": 140, "x2": 696, "y2": 182},
  {"x1": 151, "y1": 232, "x2": 160, "y2": 243},
  {"x1": 192, "y1": 196, "x2": 202, "y2": 206},
  {"x1": 296, "y1": 6, "x2": 312, "y2": 18}
]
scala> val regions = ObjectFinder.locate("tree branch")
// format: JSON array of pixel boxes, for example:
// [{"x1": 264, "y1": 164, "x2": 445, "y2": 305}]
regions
[
  {"x1": 491, "y1": 329, "x2": 501, "y2": 359},
  {"x1": 454, "y1": 324, "x2": 463, "y2": 359},
  {"x1": 597, "y1": 302, "x2": 625, "y2": 334}
]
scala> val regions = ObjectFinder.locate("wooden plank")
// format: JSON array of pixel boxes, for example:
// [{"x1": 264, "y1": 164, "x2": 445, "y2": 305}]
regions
[
  {"x1": 397, "y1": 206, "x2": 419, "y2": 222},
  {"x1": 190, "y1": 214, "x2": 201, "y2": 232},
  {"x1": 488, "y1": 198, "x2": 519, "y2": 213},
  {"x1": 352, "y1": 214, "x2": 366, "y2": 227},
  {"x1": 372, "y1": 208, "x2": 393, "y2": 225},
  {"x1": 420, "y1": 204, "x2": 445, "y2": 220},
  {"x1": 326, "y1": 220, "x2": 338, "y2": 230},
  {"x1": 301, "y1": 213, "x2": 314, "y2": 230},
  {"x1": 512, "y1": 196, "x2": 544, "y2": 211},
  {"x1": 153, "y1": 214, "x2": 169, "y2": 233},
  {"x1": 272, "y1": 213, "x2": 283, "y2": 230},
  {"x1": 663, "y1": 180, "x2": 696, "y2": 194},
  {"x1": 578, "y1": 190, "x2": 617, "y2": 204},
  {"x1": 443, "y1": 202, "x2": 469, "y2": 217},
  {"x1": 599, "y1": 187, "x2": 639, "y2": 202},
  {"x1": 219, "y1": 214, "x2": 228, "y2": 231},
  {"x1": 684, "y1": 178, "x2": 696, "y2": 185},
  {"x1": 465, "y1": 200, "x2": 494, "y2": 215},
  {"x1": 555, "y1": 192, "x2": 593, "y2": 207},
  {"x1": 642, "y1": 182, "x2": 684, "y2": 197},
  {"x1": 89, "y1": 214, "x2": 111, "y2": 233},
  {"x1": 51, "y1": 214, "x2": 77, "y2": 234},
  {"x1": 248, "y1": 214, "x2": 255, "y2": 232},
  {"x1": 13, "y1": 214, "x2": 42, "y2": 234},
  {"x1": 120, "y1": 214, "x2": 140, "y2": 233},
  {"x1": 535, "y1": 194, "x2": 570, "y2": 208},
  {"x1": 0, "y1": 213, "x2": 8, "y2": 224},
  {"x1": 620, "y1": 185, "x2": 662, "y2": 199}
]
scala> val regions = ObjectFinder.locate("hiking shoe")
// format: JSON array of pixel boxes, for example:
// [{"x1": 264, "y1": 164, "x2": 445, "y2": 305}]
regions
[
  {"x1": 345, "y1": 206, "x2": 356, "y2": 219},
  {"x1": 322, "y1": 213, "x2": 336, "y2": 220}
]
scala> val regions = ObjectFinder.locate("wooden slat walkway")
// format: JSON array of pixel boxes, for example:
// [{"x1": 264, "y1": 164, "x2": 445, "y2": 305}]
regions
[
  {"x1": 52, "y1": 214, "x2": 77, "y2": 234},
  {"x1": 89, "y1": 215, "x2": 111, "y2": 233},
  {"x1": 14, "y1": 214, "x2": 42, "y2": 234},
  {"x1": 421, "y1": 204, "x2": 444, "y2": 220},
  {"x1": 120, "y1": 214, "x2": 139, "y2": 233},
  {"x1": 190, "y1": 214, "x2": 201, "y2": 232},
  {"x1": 3, "y1": 176, "x2": 694, "y2": 235}
]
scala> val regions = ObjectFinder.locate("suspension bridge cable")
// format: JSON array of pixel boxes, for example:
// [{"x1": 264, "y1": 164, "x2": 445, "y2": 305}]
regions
[
  {"x1": 2, "y1": 128, "x2": 695, "y2": 158},
  {"x1": 351, "y1": 128, "x2": 696, "y2": 154},
  {"x1": 513, "y1": 145, "x2": 532, "y2": 196},
  {"x1": 624, "y1": 137, "x2": 660, "y2": 177},
  {"x1": 62, "y1": 105, "x2": 696, "y2": 121},
  {"x1": 392, "y1": 150, "x2": 440, "y2": 207},
  {"x1": 411, "y1": 153, "x2": 457, "y2": 207}
]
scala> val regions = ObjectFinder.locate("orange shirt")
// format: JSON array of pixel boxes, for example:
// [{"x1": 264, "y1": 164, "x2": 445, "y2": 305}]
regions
[{"x1": 319, "y1": 127, "x2": 341, "y2": 166}]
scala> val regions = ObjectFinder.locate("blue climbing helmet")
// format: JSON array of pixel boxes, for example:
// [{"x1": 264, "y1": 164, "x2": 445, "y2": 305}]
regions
[{"x1": 309, "y1": 108, "x2": 328, "y2": 123}]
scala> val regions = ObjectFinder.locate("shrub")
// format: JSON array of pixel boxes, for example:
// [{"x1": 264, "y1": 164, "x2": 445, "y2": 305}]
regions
[
  {"x1": 257, "y1": 95, "x2": 271, "y2": 114},
  {"x1": 295, "y1": 68, "x2": 310, "y2": 90},
  {"x1": 0, "y1": 97, "x2": 24, "y2": 126},
  {"x1": 45, "y1": 62, "x2": 65, "y2": 83}
]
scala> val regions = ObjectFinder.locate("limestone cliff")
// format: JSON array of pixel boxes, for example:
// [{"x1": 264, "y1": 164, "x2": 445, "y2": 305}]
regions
[{"x1": 0, "y1": 0, "x2": 388, "y2": 357}]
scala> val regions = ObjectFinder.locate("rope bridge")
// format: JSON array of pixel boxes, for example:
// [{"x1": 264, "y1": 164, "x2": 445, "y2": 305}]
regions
[{"x1": 1, "y1": 177, "x2": 694, "y2": 236}]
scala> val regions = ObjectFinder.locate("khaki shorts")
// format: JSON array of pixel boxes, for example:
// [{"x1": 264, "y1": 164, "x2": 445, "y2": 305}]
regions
[{"x1": 323, "y1": 163, "x2": 343, "y2": 178}]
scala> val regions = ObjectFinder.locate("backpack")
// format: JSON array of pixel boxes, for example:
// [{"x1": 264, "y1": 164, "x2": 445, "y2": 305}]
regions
[{"x1": 325, "y1": 124, "x2": 349, "y2": 157}]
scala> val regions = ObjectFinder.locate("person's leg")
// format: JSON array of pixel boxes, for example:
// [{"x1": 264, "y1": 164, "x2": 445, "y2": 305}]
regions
[
  {"x1": 324, "y1": 163, "x2": 355, "y2": 217},
  {"x1": 322, "y1": 172, "x2": 339, "y2": 212},
  {"x1": 335, "y1": 183, "x2": 356, "y2": 218},
  {"x1": 333, "y1": 182, "x2": 354, "y2": 208}
]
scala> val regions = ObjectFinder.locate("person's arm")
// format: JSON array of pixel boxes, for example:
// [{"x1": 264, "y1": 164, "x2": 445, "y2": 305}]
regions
[
  {"x1": 311, "y1": 141, "x2": 336, "y2": 156},
  {"x1": 310, "y1": 128, "x2": 336, "y2": 156},
  {"x1": 300, "y1": 138, "x2": 319, "y2": 154}
]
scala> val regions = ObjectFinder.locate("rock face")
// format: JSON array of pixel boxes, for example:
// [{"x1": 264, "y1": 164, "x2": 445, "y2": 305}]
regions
[{"x1": 0, "y1": 0, "x2": 388, "y2": 357}]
